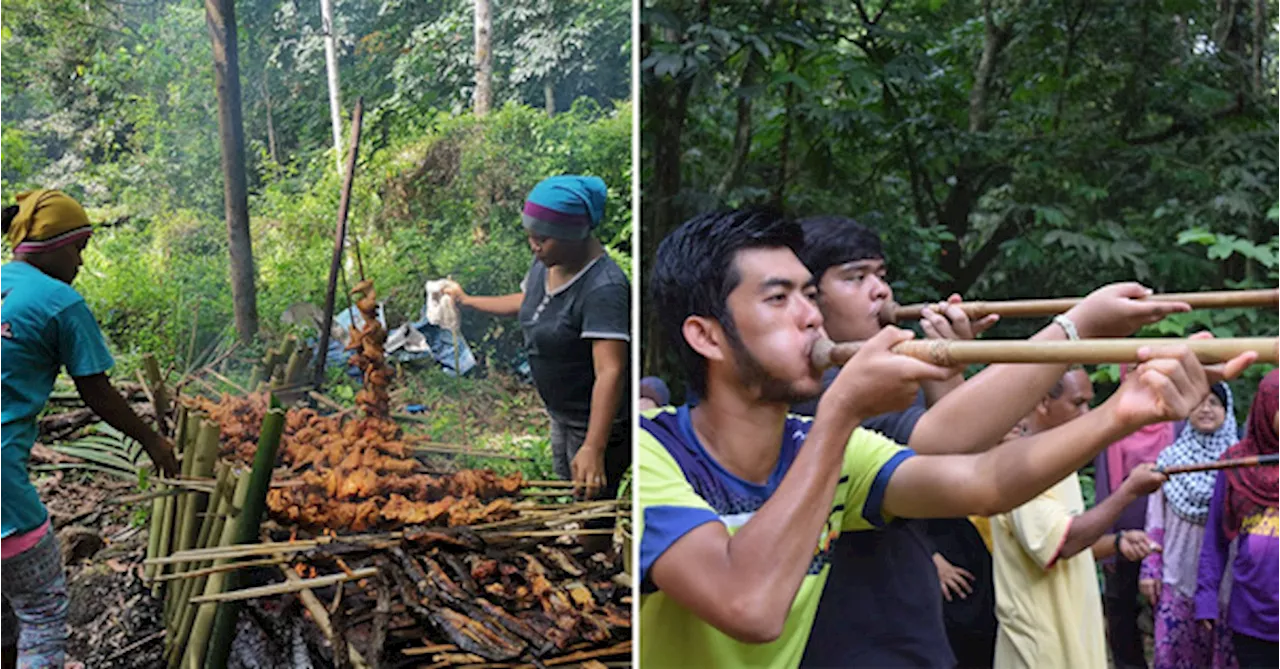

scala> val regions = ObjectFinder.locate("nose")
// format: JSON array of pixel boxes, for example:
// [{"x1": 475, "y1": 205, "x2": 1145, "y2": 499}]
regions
[
  {"x1": 797, "y1": 293, "x2": 823, "y2": 331},
  {"x1": 868, "y1": 274, "x2": 891, "y2": 301}
]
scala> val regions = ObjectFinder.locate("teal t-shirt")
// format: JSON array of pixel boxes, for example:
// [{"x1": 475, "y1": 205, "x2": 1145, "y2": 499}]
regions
[{"x1": 2, "y1": 261, "x2": 114, "y2": 537}]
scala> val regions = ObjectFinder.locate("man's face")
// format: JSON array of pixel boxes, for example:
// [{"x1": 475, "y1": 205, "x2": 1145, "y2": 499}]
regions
[
  {"x1": 815, "y1": 258, "x2": 892, "y2": 342},
  {"x1": 1041, "y1": 369, "x2": 1094, "y2": 430},
  {"x1": 717, "y1": 247, "x2": 826, "y2": 403}
]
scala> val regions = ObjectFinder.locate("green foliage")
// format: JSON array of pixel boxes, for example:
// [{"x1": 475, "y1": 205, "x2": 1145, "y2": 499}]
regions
[{"x1": 642, "y1": 0, "x2": 1278, "y2": 396}]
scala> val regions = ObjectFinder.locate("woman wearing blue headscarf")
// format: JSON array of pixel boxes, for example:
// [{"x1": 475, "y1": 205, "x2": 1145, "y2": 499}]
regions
[{"x1": 445, "y1": 175, "x2": 630, "y2": 500}]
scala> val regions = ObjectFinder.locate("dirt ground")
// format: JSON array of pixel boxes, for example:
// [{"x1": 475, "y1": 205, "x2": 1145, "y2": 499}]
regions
[{"x1": 25, "y1": 470, "x2": 167, "y2": 668}]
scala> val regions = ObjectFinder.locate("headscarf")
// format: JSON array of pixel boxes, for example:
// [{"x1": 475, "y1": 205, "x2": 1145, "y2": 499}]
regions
[
  {"x1": 1105, "y1": 364, "x2": 1178, "y2": 493},
  {"x1": 1221, "y1": 370, "x2": 1279, "y2": 540},
  {"x1": 521, "y1": 175, "x2": 607, "y2": 241},
  {"x1": 1156, "y1": 382, "x2": 1237, "y2": 524},
  {"x1": 5, "y1": 189, "x2": 93, "y2": 254}
]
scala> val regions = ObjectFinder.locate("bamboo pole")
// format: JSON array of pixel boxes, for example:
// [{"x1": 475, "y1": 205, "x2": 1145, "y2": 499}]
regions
[
  {"x1": 166, "y1": 465, "x2": 234, "y2": 667},
  {"x1": 205, "y1": 406, "x2": 286, "y2": 669},
  {"x1": 163, "y1": 412, "x2": 201, "y2": 621},
  {"x1": 1157, "y1": 453, "x2": 1279, "y2": 476},
  {"x1": 166, "y1": 419, "x2": 221, "y2": 623},
  {"x1": 314, "y1": 98, "x2": 365, "y2": 388},
  {"x1": 151, "y1": 410, "x2": 191, "y2": 594},
  {"x1": 178, "y1": 470, "x2": 251, "y2": 668},
  {"x1": 882, "y1": 288, "x2": 1280, "y2": 325},
  {"x1": 812, "y1": 336, "x2": 1280, "y2": 369},
  {"x1": 153, "y1": 556, "x2": 286, "y2": 582}
]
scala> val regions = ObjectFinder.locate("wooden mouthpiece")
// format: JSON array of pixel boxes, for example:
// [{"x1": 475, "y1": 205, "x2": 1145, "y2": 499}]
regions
[
  {"x1": 879, "y1": 289, "x2": 1280, "y2": 326},
  {"x1": 812, "y1": 337, "x2": 1280, "y2": 370}
]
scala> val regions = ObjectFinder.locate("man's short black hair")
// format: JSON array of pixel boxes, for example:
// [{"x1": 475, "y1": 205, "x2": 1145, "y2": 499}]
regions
[
  {"x1": 649, "y1": 209, "x2": 804, "y2": 398},
  {"x1": 797, "y1": 215, "x2": 884, "y2": 280}
]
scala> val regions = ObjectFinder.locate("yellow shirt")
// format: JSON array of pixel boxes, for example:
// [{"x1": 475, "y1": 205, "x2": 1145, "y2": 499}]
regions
[{"x1": 991, "y1": 473, "x2": 1107, "y2": 669}]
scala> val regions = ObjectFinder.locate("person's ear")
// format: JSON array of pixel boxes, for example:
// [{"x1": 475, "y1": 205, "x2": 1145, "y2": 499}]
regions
[{"x1": 683, "y1": 315, "x2": 730, "y2": 365}]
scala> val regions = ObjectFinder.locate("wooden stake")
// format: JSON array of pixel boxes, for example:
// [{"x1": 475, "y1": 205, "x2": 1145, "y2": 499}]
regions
[
  {"x1": 1157, "y1": 453, "x2": 1279, "y2": 476},
  {"x1": 188, "y1": 568, "x2": 377, "y2": 604}
]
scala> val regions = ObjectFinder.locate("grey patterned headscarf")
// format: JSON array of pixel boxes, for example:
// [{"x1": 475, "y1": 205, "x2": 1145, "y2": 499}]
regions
[{"x1": 1156, "y1": 383, "x2": 1237, "y2": 524}]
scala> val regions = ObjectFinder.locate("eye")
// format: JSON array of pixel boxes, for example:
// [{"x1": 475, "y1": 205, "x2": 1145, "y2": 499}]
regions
[{"x1": 766, "y1": 293, "x2": 787, "y2": 304}]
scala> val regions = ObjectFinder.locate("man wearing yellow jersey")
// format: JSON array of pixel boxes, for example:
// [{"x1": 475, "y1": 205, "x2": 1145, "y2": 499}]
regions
[{"x1": 638, "y1": 209, "x2": 1256, "y2": 668}]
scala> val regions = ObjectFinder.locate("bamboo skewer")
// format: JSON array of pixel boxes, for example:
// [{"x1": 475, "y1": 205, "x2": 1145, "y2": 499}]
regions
[
  {"x1": 187, "y1": 568, "x2": 378, "y2": 605},
  {"x1": 1157, "y1": 453, "x2": 1279, "y2": 476},
  {"x1": 881, "y1": 289, "x2": 1280, "y2": 325},
  {"x1": 812, "y1": 336, "x2": 1280, "y2": 369}
]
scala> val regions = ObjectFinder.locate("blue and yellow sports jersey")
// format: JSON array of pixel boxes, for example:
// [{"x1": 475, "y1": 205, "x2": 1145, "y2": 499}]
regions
[
  {"x1": 2, "y1": 261, "x2": 114, "y2": 537},
  {"x1": 638, "y1": 404, "x2": 914, "y2": 668}
]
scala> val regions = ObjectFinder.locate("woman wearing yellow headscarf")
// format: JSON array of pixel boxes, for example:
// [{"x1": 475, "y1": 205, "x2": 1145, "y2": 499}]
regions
[{"x1": 1, "y1": 190, "x2": 177, "y2": 669}]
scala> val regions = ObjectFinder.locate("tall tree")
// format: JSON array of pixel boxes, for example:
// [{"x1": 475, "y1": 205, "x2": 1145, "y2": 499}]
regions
[
  {"x1": 206, "y1": 0, "x2": 258, "y2": 344},
  {"x1": 474, "y1": 0, "x2": 493, "y2": 116},
  {"x1": 320, "y1": 0, "x2": 344, "y2": 174}
]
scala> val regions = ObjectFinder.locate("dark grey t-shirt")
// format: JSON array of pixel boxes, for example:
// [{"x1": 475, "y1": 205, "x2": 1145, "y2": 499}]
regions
[
  {"x1": 792, "y1": 372, "x2": 955, "y2": 668},
  {"x1": 519, "y1": 255, "x2": 630, "y2": 427}
]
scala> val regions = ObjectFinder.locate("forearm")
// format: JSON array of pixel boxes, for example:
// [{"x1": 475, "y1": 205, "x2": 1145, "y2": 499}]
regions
[
  {"x1": 719, "y1": 412, "x2": 859, "y2": 633},
  {"x1": 977, "y1": 403, "x2": 1133, "y2": 515},
  {"x1": 459, "y1": 293, "x2": 523, "y2": 316},
  {"x1": 1062, "y1": 489, "x2": 1138, "y2": 559},
  {"x1": 920, "y1": 375, "x2": 963, "y2": 408},
  {"x1": 652, "y1": 408, "x2": 860, "y2": 642},
  {"x1": 909, "y1": 324, "x2": 1070, "y2": 454},
  {"x1": 74, "y1": 374, "x2": 165, "y2": 451},
  {"x1": 581, "y1": 366, "x2": 625, "y2": 453}
]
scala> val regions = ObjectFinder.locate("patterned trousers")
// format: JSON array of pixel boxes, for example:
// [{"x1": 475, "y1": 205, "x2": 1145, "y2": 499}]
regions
[
  {"x1": 1, "y1": 530, "x2": 69, "y2": 669},
  {"x1": 1153, "y1": 586, "x2": 1238, "y2": 669}
]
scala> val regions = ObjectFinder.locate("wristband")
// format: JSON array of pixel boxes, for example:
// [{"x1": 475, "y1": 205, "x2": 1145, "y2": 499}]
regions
[{"x1": 1053, "y1": 314, "x2": 1080, "y2": 341}]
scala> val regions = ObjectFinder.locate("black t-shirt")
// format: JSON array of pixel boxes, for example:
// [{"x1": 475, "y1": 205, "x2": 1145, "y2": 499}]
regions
[
  {"x1": 519, "y1": 255, "x2": 630, "y2": 427},
  {"x1": 792, "y1": 376, "x2": 955, "y2": 668}
]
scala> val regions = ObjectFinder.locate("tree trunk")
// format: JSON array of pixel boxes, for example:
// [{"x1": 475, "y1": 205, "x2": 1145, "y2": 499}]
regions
[
  {"x1": 320, "y1": 0, "x2": 344, "y2": 175},
  {"x1": 474, "y1": 0, "x2": 493, "y2": 116},
  {"x1": 544, "y1": 80, "x2": 556, "y2": 116},
  {"x1": 970, "y1": 0, "x2": 1012, "y2": 133},
  {"x1": 1252, "y1": 0, "x2": 1266, "y2": 94},
  {"x1": 260, "y1": 69, "x2": 278, "y2": 164},
  {"x1": 206, "y1": 0, "x2": 258, "y2": 345}
]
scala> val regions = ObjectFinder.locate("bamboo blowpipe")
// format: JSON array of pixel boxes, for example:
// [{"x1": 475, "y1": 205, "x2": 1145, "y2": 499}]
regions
[
  {"x1": 812, "y1": 336, "x2": 1279, "y2": 369},
  {"x1": 1156, "y1": 453, "x2": 1278, "y2": 476},
  {"x1": 881, "y1": 289, "x2": 1280, "y2": 325}
]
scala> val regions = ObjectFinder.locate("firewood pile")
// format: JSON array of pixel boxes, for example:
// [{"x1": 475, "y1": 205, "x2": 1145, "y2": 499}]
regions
[{"x1": 143, "y1": 277, "x2": 631, "y2": 667}]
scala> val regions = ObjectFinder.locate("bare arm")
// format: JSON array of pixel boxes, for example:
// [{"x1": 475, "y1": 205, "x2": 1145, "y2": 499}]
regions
[
  {"x1": 885, "y1": 401, "x2": 1134, "y2": 519},
  {"x1": 570, "y1": 339, "x2": 628, "y2": 498},
  {"x1": 1063, "y1": 465, "x2": 1163, "y2": 560},
  {"x1": 647, "y1": 328, "x2": 953, "y2": 643},
  {"x1": 886, "y1": 344, "x2": 1234, "y2": 519},
  {"x1": 908, "y1": 283, "x2": 1192, "y2": 455},
  {"x1": 648, "y1": 408, "x2": 859, "y2": 642},
  {"x1": 456, "y1": 292, "x2": 524, "y2": 317},
  {"x1": 73, "y1": 373, "x2": 178, "y2": 475}
]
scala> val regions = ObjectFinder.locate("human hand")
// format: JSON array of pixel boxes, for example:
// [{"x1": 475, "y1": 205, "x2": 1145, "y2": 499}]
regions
[
  {"x1": 1064, "y1": 283, "x2": 1190, "y2": 339},
  {"x1": 933, "y1": 553, "x2": 975, "y2": 602},
  {"x1": 1121, "y1": 463, "x2": 1168, "y2": 497},
  {"x1": 440, "y1": 280, "x2": 468, "y2": 307},
  {"x1": 1200, "y1": 619, "x2": 1214, "y2": 632},
  {"x1": 1180, "y1": 330, "x2": 1258, "y2": 386},
  {"x1": 570, "y1": 445, "x2": 607, "y2": 500},
  {"x1": 1139, "y1": 578, "x2": 1161, "y2": 607},
  {"x1": 1106, "y1": 344, "x2": 1214, "y2": 431},
  {"x1": 146, "y1": 435, "x2": 179, "y2": 477},
  {"x1": 1118, "y1": 530, "x2": 1160, "y2": 562},
  {"x1": 821, "y1": 327, "x2": 956, "y2": 421},
  {"x1": 919, "y1": 294, "x2": 1000, "y2": 342}
]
